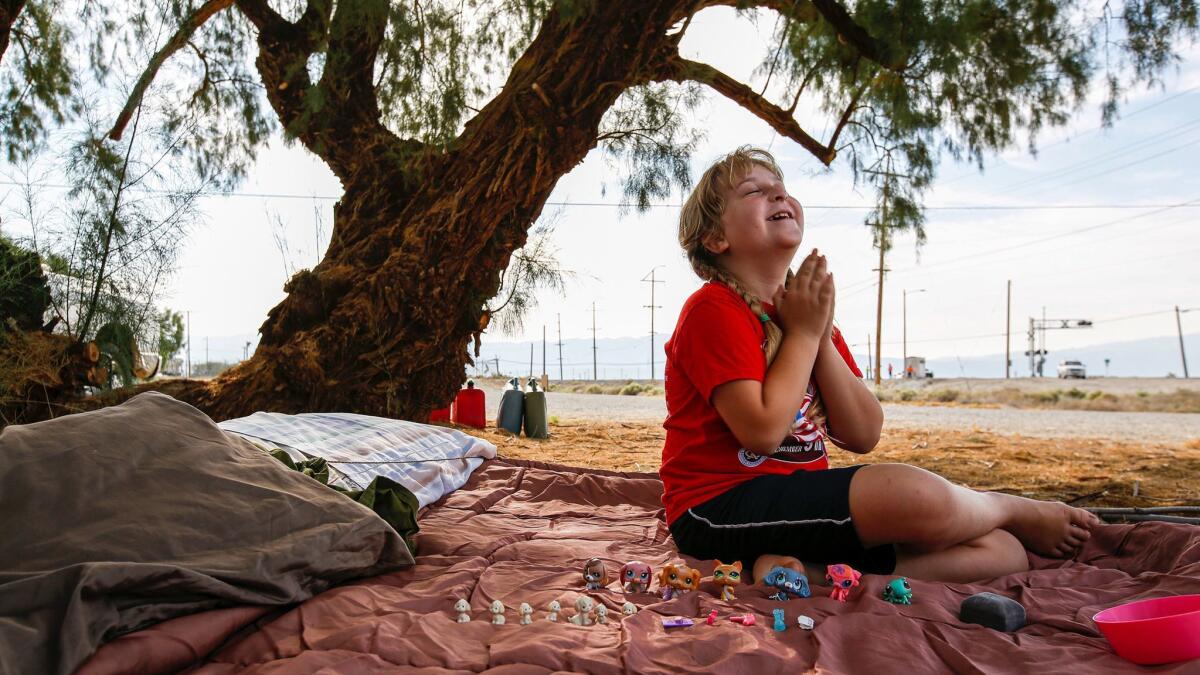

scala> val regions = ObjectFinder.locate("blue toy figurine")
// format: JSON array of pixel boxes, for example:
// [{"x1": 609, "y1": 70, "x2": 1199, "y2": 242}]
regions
[
  {"x1": 772, "y1": 608, "x2": 786, "y2": 632},
  {"x1": 763, "y1": 566, "x2": 811, "y2": 600}
]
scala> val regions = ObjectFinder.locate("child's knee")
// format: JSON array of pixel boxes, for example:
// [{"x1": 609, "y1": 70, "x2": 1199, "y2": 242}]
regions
[
  {"x1": 752, "y1": 554, "x2": 803, "y2": 583},
  {"x1": 977, "y1": 529, "x2": 1029, "y2": 573}
]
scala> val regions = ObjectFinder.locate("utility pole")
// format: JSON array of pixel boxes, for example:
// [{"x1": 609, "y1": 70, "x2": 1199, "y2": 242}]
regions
[
  {"x1": 556, "y1": 313, "x2": 563, "y2": 381},
  {"x1": 1176, "y1": 306, "x2": 1191, "y2": 378},
  {"x1": 866, "y1": 333, "x2": 873, "y2": 382},
  {"x1": 186, "y1": 311, "x2": 191, "y2": 379},
  {"x1": 529, "y1": 343, "x2": 534, "y2": 380},
  {"x1": 862, "y1": 168, "x2": 907, "y2": 387},
  {"x1": 1027, "y1": 316, "x2": 1093, "y2": 376},
  {"x1": 591, "y1": 302, "x2": 598, "y2": 381},
  {"x1": 1005, "y1": 280, "x2": 1012, "y2": 378},
  {"x1": 902, "y1": 288, "x2": 925, "y2": 377},
  {"x1": 542, "y1": 325, "x2": 547, "y2": 379},
  {"x1": 642, "y1": 266, "x2": 665, "y2": 380}
]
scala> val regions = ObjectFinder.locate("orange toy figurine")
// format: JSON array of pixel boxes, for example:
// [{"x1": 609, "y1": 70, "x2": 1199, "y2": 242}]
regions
[
  {"x1": 712, "y1": 560, "x2": 743, "y2": 602},
  {"x1": 658, "y1": 563, "x2": 701, "y2": 600},
  {"x1": 825, "y1": 564, "x2": 862, "y2": 602}
]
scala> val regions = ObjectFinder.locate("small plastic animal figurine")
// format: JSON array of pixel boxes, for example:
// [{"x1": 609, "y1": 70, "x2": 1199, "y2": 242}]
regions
[
  {"x1": 454, "y1": 598, "x2": 471, "y2": 623},
  {"x1": 490, "y1": 600, "x2": 506, "y2": 625},
  {"x1": 518, "y1": 602, "x2": 533, "y2": 624},
  {"x1": 547, "y1": 600, "x2": 562, "y2": 622},
  {"x1": 825, "y1": 564, "x2": 862, "y2": 602},
  {"x1": 569, "y1": 596, "x2": 595, "y2": 625},
  {"x1": 662, "y1": 616, "x2": 694, "y2": 628},
  {"x1": 584, "y1": 557, "x2": 610, "y2": 591},
  {"x1": 712, "y1": 560, "x2": 743, "y2": 601},
  {"x1": 658, "y1": 563, "x2": 701, "y2": 600},
  {"x1": 797, "y1": 615, "x2": 815, "y2": 630},
  {"x1": 596, "y1": 604, "x2": 608, "y2": 624},
  {"x1": 619, "y1": 561, "x2": 654, "y2": 593},
  {"x1": 882, "y1": 577, "x2": 913, "y2": 605},
  {"x1": 706, "y1": 609, "x2": 718, "y2": 625},
  {"x1": 730, "y1": 614, "x2": 756, "y2": 626},
  {"x1": 622, "y1": 601, "x2": 638, "y2": 616},
  {"x1": 772, "y1": 608, "x2": 786, "y2": 632},
  {"x1": 762, "y1": 566, "x2": 811, "y2": 600}
]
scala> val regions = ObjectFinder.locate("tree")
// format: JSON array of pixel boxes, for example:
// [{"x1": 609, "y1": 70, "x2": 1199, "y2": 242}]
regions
[
  {"x1": 6, "y1": 0, "x2": 1199, "y2": 422},
  {"x1": 157, "y1": 308, "x2": 185, "y2": 364}
]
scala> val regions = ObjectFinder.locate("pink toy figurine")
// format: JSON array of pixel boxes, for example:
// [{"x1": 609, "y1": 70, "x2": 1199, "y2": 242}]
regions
[
  {"x1": 825, "y1": 564, "x2": 862, "y2": 602},
  {"x1": 619, "y1": 561, "x2": 654, "y2": 593},
  {"x1": 706, "y1": 609, "x2": 718, "y2": 625},
  {"x1": 730, "y1": 614, "x2": 756, "y2": 626}
]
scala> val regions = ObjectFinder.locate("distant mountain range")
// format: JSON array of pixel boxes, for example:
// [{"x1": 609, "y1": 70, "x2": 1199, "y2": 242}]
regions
[{"x1": 186, "y1": 331, "x2": 1200, "y2": 380}]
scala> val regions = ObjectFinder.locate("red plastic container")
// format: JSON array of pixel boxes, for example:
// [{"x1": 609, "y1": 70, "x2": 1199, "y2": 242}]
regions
[
  {"x1": 450, "y1": 380, "x2": 486, "y2": 429},
  {"x1": 428, "y1": 406, "x2": 451, "y2": 423},
  {"x1": 1093, "y1": 594, "x2": 1200, "y2": 665}
]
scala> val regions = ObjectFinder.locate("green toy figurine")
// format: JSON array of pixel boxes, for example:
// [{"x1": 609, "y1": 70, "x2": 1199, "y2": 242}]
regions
[{"x1": 882, "y1": 577, "x2": 913, "y2": 605}]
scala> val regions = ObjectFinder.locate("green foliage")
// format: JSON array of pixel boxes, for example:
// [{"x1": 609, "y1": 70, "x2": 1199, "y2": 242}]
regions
[
  {"x1": 94, "y1": 320, "x2": 136, "y2": 387},
  {"x1": 485, "y1": 217, "x2": 571, "y2": 335},
  {"x1": 157, "y1": 309, "x2": 185, "y2": 363},
  {"x1": 0, "y1": 235, "x2": 50, "y2": 331},
  {"x1": 599, "y1": 82, "x2": 705, "y2": 211},
  {"x1": 0, "y1": 0, "x2": 76, "y2": 162},
  {"x1": 619, "y1": 382, "x2": 644, "y2": 396}
]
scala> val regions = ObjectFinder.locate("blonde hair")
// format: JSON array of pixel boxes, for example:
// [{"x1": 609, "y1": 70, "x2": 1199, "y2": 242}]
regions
[{"x1": 678, "y1": 146, "x2": 826, "y2": 427}]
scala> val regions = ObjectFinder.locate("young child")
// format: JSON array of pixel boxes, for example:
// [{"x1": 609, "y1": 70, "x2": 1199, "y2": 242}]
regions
[{"x1": 661, "y1": 147, "x2": 1100, "y2": 584}]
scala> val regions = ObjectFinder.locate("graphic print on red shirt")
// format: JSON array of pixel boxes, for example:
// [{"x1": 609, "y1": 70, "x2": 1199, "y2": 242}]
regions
[{"x1": 659, "y1": 281, "x2": 862, "y2": 525}]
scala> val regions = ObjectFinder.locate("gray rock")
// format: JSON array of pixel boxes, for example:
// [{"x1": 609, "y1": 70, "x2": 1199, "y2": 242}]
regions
[{"x1": 960, "y1": 592, "x2": 1027, "y2": 632}]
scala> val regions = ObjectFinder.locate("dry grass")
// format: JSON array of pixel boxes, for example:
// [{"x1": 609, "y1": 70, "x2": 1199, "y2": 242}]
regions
[
  {"x1": 875, "y1": 385, "x2": 1200, "y2": 413},
  {"x1": 463, "y1": 420, "x2": 1200, "y2": 508}
]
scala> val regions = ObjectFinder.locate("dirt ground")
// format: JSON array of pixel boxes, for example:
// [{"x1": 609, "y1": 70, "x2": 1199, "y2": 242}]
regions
[{"x1": 465, "y1": 420, "x2": 1200, "y2": 508}]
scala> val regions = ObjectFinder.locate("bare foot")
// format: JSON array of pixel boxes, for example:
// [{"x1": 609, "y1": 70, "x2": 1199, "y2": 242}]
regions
[{"x1": 997, "y1": 495, "x2": 1102, "y2": 558}]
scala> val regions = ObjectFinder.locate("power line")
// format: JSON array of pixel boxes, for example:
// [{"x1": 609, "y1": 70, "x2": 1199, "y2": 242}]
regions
[{"x1": 2, "y1": 179, "x2": 1198, "y2": 212}]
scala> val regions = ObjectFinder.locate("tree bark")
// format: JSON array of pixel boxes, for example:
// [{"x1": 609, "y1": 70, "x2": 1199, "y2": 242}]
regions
[
  {"x1": 0, "y1": 0, "x2": 26, "y2": 63},
  {"x1": 167, "y1": 1, "x2": 690, "y2": 422}
]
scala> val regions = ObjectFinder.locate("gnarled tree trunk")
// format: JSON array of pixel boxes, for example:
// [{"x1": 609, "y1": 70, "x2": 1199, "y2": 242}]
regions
[{"x1": 176, "y1": 2, "x2": 687, "y2": 422}]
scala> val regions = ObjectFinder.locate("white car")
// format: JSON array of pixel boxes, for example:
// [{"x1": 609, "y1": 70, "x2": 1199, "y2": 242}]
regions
[{"x1": 1057, "y1": 360, "x2": 1086, "y2": 379}]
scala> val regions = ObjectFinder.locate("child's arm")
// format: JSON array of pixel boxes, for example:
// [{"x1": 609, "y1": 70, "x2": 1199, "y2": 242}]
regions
[
  {"x1": 813, "y1": 338, "x2": 883, "y2": 453},
  {"x1": 711, "y1": 251, "x2": 832, "y2": 455}
]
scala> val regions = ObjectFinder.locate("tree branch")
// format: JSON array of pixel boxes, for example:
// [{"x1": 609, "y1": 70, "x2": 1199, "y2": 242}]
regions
[
  {"x1": 809, "y1": 0, "x2": 904, "y2": 71},
  {"x1": 658, "y1": 54, "x2": 834, "y2": 165},
  {"x1": 107, "y1": 0, "x2": 235, "y2": 141}
]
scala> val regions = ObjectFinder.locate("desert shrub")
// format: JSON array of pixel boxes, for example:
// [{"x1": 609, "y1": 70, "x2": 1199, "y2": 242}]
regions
[
  {"x1": 619, "y1": 383, "x2": 645, "y2": 396},
  {"x1": 641, "y1": 386, "x2": 664, "y2": 396},
  {"x1": 1136, "y1": 391, "x2": 1148, "y2": 398},
  {"x1": 1066, "y1": 387, "x2": 1086, "y2": 399},
  {"x1": 585, "y1": 384, "x2": 603, "y2": 394},
  {"x1": 932, "y1": 388, "x2": 959, "y2": 402},
  {"x1": 899, "y1": 390, "x2": 916, "y2": 401},
  {"x1": 1087, "y1": 390, "x2": 1104, "y2": 400},
  {"x1": 1032, "y1": 391, "x2": 1061, "y2": 404}
]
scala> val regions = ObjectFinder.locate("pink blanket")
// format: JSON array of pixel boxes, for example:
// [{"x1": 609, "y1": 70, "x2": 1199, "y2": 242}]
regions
[{"x1": 82, "y1": 458, "x2": 1200, "y2": 673}]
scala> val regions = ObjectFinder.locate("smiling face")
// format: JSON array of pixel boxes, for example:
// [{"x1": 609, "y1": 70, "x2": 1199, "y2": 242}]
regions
[{"x1": 706, "y1": 163, "x2": 805, "y2": 261}]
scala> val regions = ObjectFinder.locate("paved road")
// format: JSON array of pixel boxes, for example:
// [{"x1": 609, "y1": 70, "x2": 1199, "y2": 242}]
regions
[{"x1": 476, "y1": 381, "x2": 1200, "y2": 442}]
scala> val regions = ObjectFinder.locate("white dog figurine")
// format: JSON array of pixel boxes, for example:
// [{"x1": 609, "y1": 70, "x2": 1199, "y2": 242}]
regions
[
  {"x1": 454, "y1": 598, "x2": 471, "y2": 623},
  {"x1": 518, "y1": 602, "x2": 533, "y2": 625},
  {"x1": 490, "y1": 600, "x2": 506, "y2": 625},
  {"x1": 547, "y1": 600, "x2": 562, "y2": 622},
  {"x1": 596, "y1": 604, "x2": 608, "y2": 625},
  {"x1": 569, "y1": 596, "x2": 595, "y2": 626},
  {"x1": 622, "y1": 601, "x2": 637, "y2": 616}
]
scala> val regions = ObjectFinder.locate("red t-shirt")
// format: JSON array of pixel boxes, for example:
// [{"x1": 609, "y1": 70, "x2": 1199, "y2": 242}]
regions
[{"x1": 660, "y1": 281, "x2": 862, "y2": 525}]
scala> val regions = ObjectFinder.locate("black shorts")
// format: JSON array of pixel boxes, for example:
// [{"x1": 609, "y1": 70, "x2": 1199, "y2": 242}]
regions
[{"x1": 668, "y1": 466, "x2": 896, "y2": 575}]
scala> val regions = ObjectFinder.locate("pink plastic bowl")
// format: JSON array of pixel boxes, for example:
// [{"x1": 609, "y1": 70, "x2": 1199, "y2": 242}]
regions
[{"x1": 1093, "y1": 594, "x2": 1200, "y2": 665}]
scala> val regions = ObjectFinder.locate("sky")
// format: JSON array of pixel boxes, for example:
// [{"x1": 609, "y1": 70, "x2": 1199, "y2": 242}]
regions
[{"x1": 4, "y1": 7, "x2": 1199, "y2": 372}]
